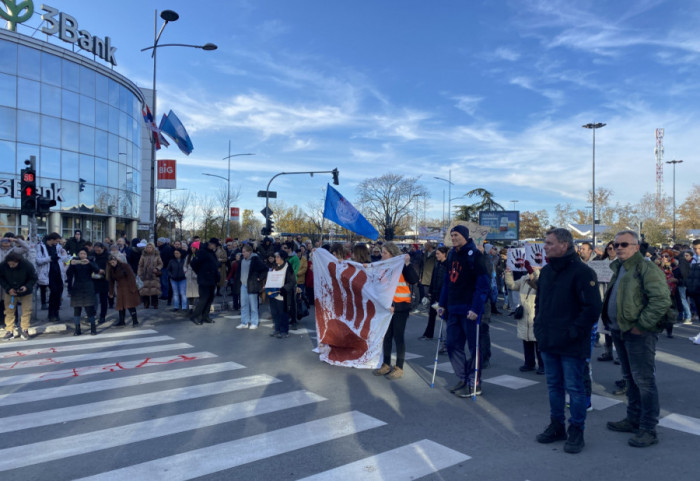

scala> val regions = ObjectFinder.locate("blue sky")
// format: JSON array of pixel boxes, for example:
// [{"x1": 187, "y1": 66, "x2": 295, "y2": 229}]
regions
[{"x1": 18, "y1": 0, "x2": 700, "y2": 224}]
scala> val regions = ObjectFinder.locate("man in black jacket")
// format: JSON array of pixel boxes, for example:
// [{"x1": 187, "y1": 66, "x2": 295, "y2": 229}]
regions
[
  {"x1": 189, "y1": 238, "x2": 221, "y2": 325},
  {"x1": 235, "y1": 244, "x2": 267, "y2": 329},
  {"x1": 534, "y1": 228, "x2": 602, "y2": 454},
  {"x1": 0, "y1": 252, "x2": 38, "y2": 340}
]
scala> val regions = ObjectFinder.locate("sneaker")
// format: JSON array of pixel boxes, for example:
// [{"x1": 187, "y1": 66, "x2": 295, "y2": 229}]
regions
[
  {"x1": 536, "y1": 420, "x2": 567, "y2": 444},
  {"x1": 587, "y1": 402, "x2": 593, "y2": 412},
  {"x1": 536, "y1": 366, "x2": 545, "y2": 375},
  {"x1": 607, "y1": 418, "x2": 639, "y2": 433},
  {"x1": 1, "y1": 331, "x2": 13, "y2": 341},
  {"x1": 20, "y1": 330, "x2": 29, "y2": 340},
  {"x1": 236, "y1": 324, "x2": 249, "y2": 329},
  {"x1": 417, "y1": 336, "x2": 433, "y2": 341},
  {"x1": 613, "y1": 386, "x2": 627, "y2": 396},
  {"x1": 449, "y1": 380, "x2": 466, "y2": 393},
  {"x1": 564, "y1": 425, "x2": 585, "y2": 453},
  {"x1": 373, "y1": 363, "x2": 391, "y2": 376},
  {"x1": 597, "y1": 352, "x2": 614, "y2": 362},
  {"x1": 269, "y1": 331, "x2": 279, "y2": 337},
  {"x1": 455, "y1": 383, "x2": 482, "y2": 398},
  {"x1": 276, "y1": 332, "x2": 289, "y2": 338},
  {"x1": 385, "y1": 366, "x2": 404, "y2": 379},
  {"x1": 682, "y1": 319, "x2": 693, "y2": 325},
  {"x1": 248, "y1": 324, "x2": 258, "y2": 330},
  {"x1": 628, "y1": 429, "x2": 658, "y2": 447},
  {"x1": 519, "y1": 365, "x2": 536, "y2": 372}
]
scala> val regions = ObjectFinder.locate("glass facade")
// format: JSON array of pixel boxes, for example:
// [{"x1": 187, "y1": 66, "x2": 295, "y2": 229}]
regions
[{"x1": 0, "y1": 34, "x2": 143, "y2": 239}]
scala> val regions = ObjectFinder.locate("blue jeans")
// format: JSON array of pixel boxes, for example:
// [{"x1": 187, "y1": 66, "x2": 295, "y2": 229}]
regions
[
  {"x1": 270, "y1": 297, "x2": 288, "y2": 334},
  {"x1": 445, "y1": 312, "x2": 480, "y2": 384},
  {"x1": 170, "y1": 279, "x2": 187, "y2": 310},
  {"x1": 541, "y1": 351, "x2": 588, "y2": 428},
  {"x1": 611, "y1": 329, "x2": 660, "y2": 431},
  {"x1": 160, "y1": 271, "x2": 170, "y2": 299},
  {"x1": 240, "y1": 285, "x2": 259, "y2": 326},
  {"x1": 678, "y1": 286, "x2": 691, "y2": 320}
]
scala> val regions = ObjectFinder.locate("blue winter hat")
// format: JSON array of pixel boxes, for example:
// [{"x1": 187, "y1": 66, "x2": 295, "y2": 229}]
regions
[{"x1": 450, "y1": 225, "x2": 470, "y2": 242}]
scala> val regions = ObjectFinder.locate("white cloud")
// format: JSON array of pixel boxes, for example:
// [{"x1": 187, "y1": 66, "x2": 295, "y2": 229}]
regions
[
  {"x1": 453, "y1": 95, "x2": 483, "y2": 116},
  {"x1": 494, "y1": 47, "x2": 520, "y2": 61}
]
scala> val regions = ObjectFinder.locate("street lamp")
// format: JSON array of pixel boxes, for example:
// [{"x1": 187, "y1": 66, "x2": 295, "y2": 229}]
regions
[
  {"x1": 203, "y1": 146, "x2": 254, "y2": 240},
  {"x1": 434, "y1": 169, "x2": 453, "y2": 227},
  {"x1": 666, "y1": 159, "x2": 683, "y2": 243},
  {"x1": 141, "y1": 9, "x2": 217, "y2": 241},
  {"x1": 510, "y1": 200, "x2": 519, "y2": 211},
  {"x1": 582, "y1": 122, "x2": 606, "y2": 246}
]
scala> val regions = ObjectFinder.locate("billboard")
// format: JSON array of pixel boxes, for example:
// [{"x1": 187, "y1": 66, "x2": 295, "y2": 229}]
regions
[
  {"x1": 479, "y1": 211, "x2": 519, "y2": 241},
  {"x1": 157, "y1": 159, "x2": 176, "y2": 189}
]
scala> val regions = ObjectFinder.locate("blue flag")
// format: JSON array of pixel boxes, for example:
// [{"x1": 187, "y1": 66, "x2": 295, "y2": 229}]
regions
[
  {"x1": 323, "y1": 184, "x2": 378, "y2": 240},
  {"x1": 159, "y1": 110, "x2": 193, "y2": 155}
]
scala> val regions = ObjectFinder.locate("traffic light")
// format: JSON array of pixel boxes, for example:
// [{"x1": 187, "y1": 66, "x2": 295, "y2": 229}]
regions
[
  {"x1": 36, "y1": 195, "x2": 56, "y2": 215},
  {"x1": 332, "y1": 168, "x2": 339, "y2": 185},
  {"x1": 385, "y1": 226, "x2": 394, "y2": 241},
  {"x1": 267, "y1": 217, "x2": 274, "y2": 234},
  {"x1": 20, "y1": 167, "x2": 37, "y2": 214}
]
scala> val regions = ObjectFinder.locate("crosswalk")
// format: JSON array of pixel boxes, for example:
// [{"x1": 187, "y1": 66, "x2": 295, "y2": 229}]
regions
[{"x1": 0, "y1": 328, "x2": 469, "y2": 480}]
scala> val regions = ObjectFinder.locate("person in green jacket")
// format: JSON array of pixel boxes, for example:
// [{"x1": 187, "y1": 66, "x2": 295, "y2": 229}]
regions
[{"x1": 602, "y1": 230, "x2": 670, "y2": 448}]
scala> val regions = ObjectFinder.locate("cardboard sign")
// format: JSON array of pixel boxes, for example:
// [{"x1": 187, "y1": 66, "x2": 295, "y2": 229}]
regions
[
  {"x1": 588, "y1": 260, "x2": 614, "y2": 283},
  {"x1": 507, "y1": 247, "x2": 526, "y2": 272},
  {"x1": 443, "y1": 221, "x2": 493, "y2": 248},
  {"x1": 525, "y1": 243, "x2": 547, "y2": 268}
]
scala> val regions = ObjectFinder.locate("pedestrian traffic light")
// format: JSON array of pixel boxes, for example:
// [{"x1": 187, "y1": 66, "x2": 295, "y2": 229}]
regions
[
  {"x1": 332, "y1": 168, "x2": 339, "y2": 185},
  {"x1": 36, "y1": 195, "x2": 56, "y2": 215},
  {"x1": 266, "y1": 217, "x2": 274, "y2": 234},
  {"x1": 20, "y1": 168, "x2": 37, "y2": 214}
]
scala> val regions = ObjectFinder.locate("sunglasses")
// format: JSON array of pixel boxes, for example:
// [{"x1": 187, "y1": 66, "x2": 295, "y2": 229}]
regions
[
  {"x1": 661, "y1": 254, "x2": 671, "y2": 258},
  {"x1": 613, "y1": 242, "x2": 637, "y2": 248}
]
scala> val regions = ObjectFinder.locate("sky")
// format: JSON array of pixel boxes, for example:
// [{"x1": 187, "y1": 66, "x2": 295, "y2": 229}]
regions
[{"x1": 14, "y1": 0, "x2": 700, "y2": 226}]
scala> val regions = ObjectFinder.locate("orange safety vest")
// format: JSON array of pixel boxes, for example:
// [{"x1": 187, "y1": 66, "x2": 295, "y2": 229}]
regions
[{"x1": 393, "y1": 273, "x2": 411, "y2": 304}]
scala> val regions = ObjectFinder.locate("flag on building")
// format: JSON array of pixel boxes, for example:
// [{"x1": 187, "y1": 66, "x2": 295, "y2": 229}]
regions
[
  {"x1": 313, "y1": 248, "x2": 404, "y2": 368},
  {"x1": 159, "y1": 110, "x2": 194, "y2": 155},
  {"x1": 323, "y1": 184, "x2": 378, "y2": 240},
  {"x1": 142, "y1": 105, "x2": 169, "y2": 149}
]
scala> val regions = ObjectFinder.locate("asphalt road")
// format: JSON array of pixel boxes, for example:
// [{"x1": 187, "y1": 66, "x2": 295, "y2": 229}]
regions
[{"x1": 0, "y1": 303, "x2": 699, "y2": 480}]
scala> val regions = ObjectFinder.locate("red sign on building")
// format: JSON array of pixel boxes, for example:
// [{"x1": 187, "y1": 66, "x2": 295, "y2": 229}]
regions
[
  {"x1": 157, "y1": 159, "x2": 176, "y2": 189},
  {"x1": 230, "y1": 207, "x2": 240, "y2": 222}
]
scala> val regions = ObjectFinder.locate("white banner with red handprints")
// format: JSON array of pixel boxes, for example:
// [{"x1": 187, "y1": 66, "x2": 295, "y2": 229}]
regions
[
  {"x1": 525, "y1": 243, "x2": 547, "y2": 268},
  {"x1": 313, "y1": 248, "x2": 405, "y2": 368}
]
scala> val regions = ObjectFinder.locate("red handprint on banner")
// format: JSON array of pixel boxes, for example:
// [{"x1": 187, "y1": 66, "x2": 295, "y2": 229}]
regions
[{"x1": 316, "y1": 262, "x2": 376, "y2": 362}]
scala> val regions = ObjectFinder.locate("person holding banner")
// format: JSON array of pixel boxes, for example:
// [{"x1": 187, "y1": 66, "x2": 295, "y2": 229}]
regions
[
  {"x1": 437, "y1": 225, "x2": 491, "y2": 397},
  {"x1": 265, "y1": 250, "x2": 297, "y2": 338},
  {"x1": 372, "y1": 242, "x2": 419, "y2": 380},
  {"x1": 505, "y1": 262, "x2": 543, "y2": 374}
]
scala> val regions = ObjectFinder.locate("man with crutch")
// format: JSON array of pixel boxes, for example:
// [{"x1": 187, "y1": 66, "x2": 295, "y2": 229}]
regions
[{"x1": 437, "y1": 225, "x2": 490, "y2": 397}]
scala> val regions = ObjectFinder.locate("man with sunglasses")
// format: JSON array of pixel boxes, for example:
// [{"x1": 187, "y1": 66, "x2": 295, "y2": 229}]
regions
[{"x1": 602, "y1": 230, "x2": 670, "y2": 448}]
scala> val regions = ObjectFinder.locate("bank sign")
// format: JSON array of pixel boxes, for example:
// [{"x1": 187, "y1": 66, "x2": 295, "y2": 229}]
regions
[
  {"x1": 0, "y1": 177, "x2": 65, "y2": 202},
  {"x1": 1, "y1": 1, "x2": 117, "y2": 65}
]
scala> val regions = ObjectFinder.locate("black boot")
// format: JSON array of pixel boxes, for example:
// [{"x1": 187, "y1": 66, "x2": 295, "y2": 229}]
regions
[
  {"x1": 131, "y1": 312, "x2": 139, "y2": 327},
  {"x1": 114, "y1": 311, "x2": 126, "y2": 327},
  {"x1": 89, "y1": 317, "x2": 96, "y2": 335},
  {"x1": 73, "y1": 318, "x2": 82, "y2": 336}
]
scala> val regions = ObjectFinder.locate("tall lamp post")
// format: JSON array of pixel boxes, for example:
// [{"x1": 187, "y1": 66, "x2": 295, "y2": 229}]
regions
[
  {"x1": 666, "y1": 159, "x2": 683, "y2": 243},
  {"x1": 141, "y1": 9, "x2": 217, "y2": 240},
  {"x1": 582, "y1": 122, "x2": 606, "y2": 246},
  {"x1": 434, "y1": 169, "x2": 453, "y2": 227},
  {"x1": 510, "y1": 200, "x2": 519, "y2": 211}
]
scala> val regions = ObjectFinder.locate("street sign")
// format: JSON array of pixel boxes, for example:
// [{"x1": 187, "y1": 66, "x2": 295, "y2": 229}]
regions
[
  {"x1": 257, "y1": 190, "x2": 277, "y2": 198},
  {"x1": 260, "y1": 206, "x2": 273, "y2": 218}
]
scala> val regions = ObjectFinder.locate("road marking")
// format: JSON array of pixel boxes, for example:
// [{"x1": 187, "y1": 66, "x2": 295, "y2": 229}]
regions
[
  {"x1": 223, "y1": 315, "x2": 241, "y2": 319},
  {"x1": 0, "y1": 329, "x2": 161, "y2": 351},
  {"x1": 297, "y1": 439, "x2": 471, "y2": 480},
  {"x1": 659, "y1": 413, "x2": 700, "y2": 436},
  {"x1": 0, "y1": 361, "x2": 243, "y2": 406},
  {"x1": 590, "y1": 393, "x2": 622, "y2": 411},
  {"x1": 482, "y1": 374, "x2": 539, "y2": 389},
  {"x1": 74, "y1": 411, "x2": 386, "y2": 481},
  {"x1": 428, "y1": 362, "x2": 454, "y2": 374},
  {"x1": 391, "y1": 352, "x2": 421, "y2": 361},
  {"x1": 0, "y1": 351, "x2": 217, "y2": 387},
  {"x1": 0, "y1": 390, "x2": 327, "y2": 472},
  {"x1": 0, "y1": 343, "x2": 192, "y2": 371},
  {"x1": 0, "y1": 335, "x2": 174, "y2": 359},
  {"x1": 0, "y1": 375, "x2": 280, "y2": 434}
]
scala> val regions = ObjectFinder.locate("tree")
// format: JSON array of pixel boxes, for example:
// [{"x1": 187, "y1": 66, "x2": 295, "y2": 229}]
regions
[
  {"x1": 269, "y1": 201, "x2": 316, "y2": 234},
  {"x1": 454, "y1": 188, "x2": 504, "y2": 222},
  {"x1": 519, "y1": 210, "x2": 550, "y2": 239},
  {"x1": 214, "y1": 184, "x2": 241, "y2": 239},
  {"x1": 677, "y1": 184, "x2": 700, "y2": 230},
  {"x1": 357, "y1": 173, "x2": 429, "y2": 234},
  {"x1": 240, "y1": 209, "x2": 262, "y2": 239}
]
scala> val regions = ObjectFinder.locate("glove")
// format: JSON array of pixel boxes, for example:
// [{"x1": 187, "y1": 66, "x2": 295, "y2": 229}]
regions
[{"x1": 524, "y1": 260, "x2": 534, "y2": 275}]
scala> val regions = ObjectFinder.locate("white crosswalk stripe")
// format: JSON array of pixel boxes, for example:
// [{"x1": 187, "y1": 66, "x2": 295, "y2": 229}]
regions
[
  {"x1": 0, "y1": 329, "x2": 161, "y2": 350},
  {"x1": 0, "y1": 327, "x2": 472, "y2": 480}
]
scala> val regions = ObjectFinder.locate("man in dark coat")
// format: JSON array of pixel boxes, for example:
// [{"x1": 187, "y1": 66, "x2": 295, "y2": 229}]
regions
[
  {"x1": 189, "y1": 238, "x2": 221, "y2": 325},
  {"x1": 0, "y1": 251, "x2": 37, "y2": 340},
  {"x1": 45, "y1": 232, "x2": 65, "y2": 322},
  {"x1": 157, "y1": 238, "x2": 174, "y2": 304},
  {"x1": 65, "y1": 230, "x2": 86, "y2": 256},
  {"x1": 534, "y1": 228, "x2": 602, "y2": 454}
]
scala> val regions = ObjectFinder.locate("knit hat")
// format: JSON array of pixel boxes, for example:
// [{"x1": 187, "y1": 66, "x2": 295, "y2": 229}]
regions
[
  {"x1": 484, "y1": 243, "x2": 494, "y2": 253},
  {"x1": 450, "y1": 225, "x2": 470, "y2": 242}
]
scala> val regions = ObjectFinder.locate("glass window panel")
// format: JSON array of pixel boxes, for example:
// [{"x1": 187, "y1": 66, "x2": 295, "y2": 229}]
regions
[
  {"x1": 40, "y1": 115, "x2": 60, "y2": 148},
  {"x1": 108, "y1": 79, "x2": 119, "y2": 107},
  {"x1": 39, "y1": 146, "x2": 60, "y2": 179},
  {"x1": 59, "y1": 181, "x2": 79, "y2": 211},
  {"x1": 41, "y1": 83, "x2": 61, "y2": 117},
  {"x1": 118, "y1": 163, "x2": 126, "y2": 189},
  {"x1": 62, "y1": 90, "x2": 79, "y2": 121},
  {"x1": 0, "y1": 189, "x2": 18, "y2": 208},
  {"x1": 61, "y1": 120, "x2": 79, "y2": 152},
  {"x1": 107, "y1": 188, "x2": 118, "y2": 215},
  {"x1": 94, "y1": 185, "x2": 108, "y2": 213},
  {"x1": 94, "y1": 129, "x2": 108, "y2": 159},
  {"x1": 0, "y1": 106, "x2": 16, "y2": 141},
  {"x1": 79, "y1": 183, "x2": 95, "y2": 212},
  {"x1": 62, "y1": 60, "x2": 79, "y2": 92},
  {"x1": 79, "y1": 124, "x2": 94, "y2": 155},
  {"x1": 108, "y1": 160, "x2": 118, "y2": 187},
  {"x1": 41, "y1": 52, "x2": 61, "y2": 86},
  {"x1": 0, "y1": 73, "x2": 16, "y2": 108},
  {"x1": 62, "y1": 150, "x2": 79, "y2": 181},
  {"x1": 108, "y1": 133, "x2": 119, "y2": 161},
  {"x1": 95, "y1": 74, "x2": 108, "y2": 102},
  {"x1": 131, "y1": 170, "x2": 141, "y2": 193},
  {"x1": 0, "y1": 140, "x2": 16, "y2": 174},
  {"x1": 95, "y1": 101, "x2": 109, "y2": 130},
  {"x1": 119, "y1": 137, "x2": 127, "y2": 160},
  {"x1": 79, "y1": 95, "x2": 95, "y2": 126},
  {"x1": 0, "y1": 40, "x2": 18, "y2": 75},
  {"x1": 108, "y1": 105, "x2": 119, "y2": 134},
  {"x1": 17, "y1": 45, "x2": 40, "y2": 80},
  {"x1": 119, "y1": 84, "x2": 128, "y2": 112},
  {"x1": 119, "y1": 111, "x2": 127, "y2": 138},
  {"x1": 17, "y1": 78, "x2": 40, "y2": 112},
  {"x1": 94, "y1": 157, "x2": 108, "y2": 186},
  {"x1": 17, "y1": 110, "x2": 39, "y2": 145},
  {"x1": 16, "y1": 143, "x2": 39, "y2": 175},
  {"x1": 79, "y1": 154, "x2": 95, "y2": 183},
  {"x1": 79, "y1": 66, "x2": 95, "y2": 97}
]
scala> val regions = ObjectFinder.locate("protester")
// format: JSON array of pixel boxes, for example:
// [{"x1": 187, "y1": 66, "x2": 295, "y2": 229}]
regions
[
  {"x1": 67, "y1": 248, "x2": 100, "y2": 335},
  {"x1": 44, "y1": 233, "x2": 68, "y2": 322},
  {"x1": 65, "y1": 230, "x2": 86, "y2": 255},
  {"x1": 419, "y1": 246, "x2": 448, "y2": 341},
  {"x1": 534, "y1": 228, "x2": 601, "y2": 454},
  {"x1": 189, "y1": 238, "x2": 221, "y2": 325},
  {"x1": 0, "y1": 251, "x2": 37, "y2": 340},
  {"x1": 167, "y1": 249, "x2": 188, "y2": 312},
  {"x1": 137, "y1": 242, "x2": 163, "y2": 309},
  {"x1": 603, "y1": 230, "x2": 669, "y2": 448},
  {"x1": 184, "y1": 244, "x2": 199, "y2": 312},
  {"x1": 265, "y1": 250, "x2": 296, "y2": 338},
  {"x1": 235, "y1": 244, "x2": 267, "y2": 329},
  {"x1": 658, "y1": 249, "x2": 681, "y2": 338},
  {"x1": 505, "y1": 262, "x2": 544, "y2": 374},
  {"x1": 90, "y1": 242, "x2": 110, "y2": 324},
  {"x1": 107, "y1": 255, "x2": 140, "y2": 327}
]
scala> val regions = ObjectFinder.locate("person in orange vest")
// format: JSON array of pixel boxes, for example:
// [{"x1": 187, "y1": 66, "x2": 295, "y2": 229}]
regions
[{"x1": 373, "y1": 242, "x2": 419, "y2": 380}]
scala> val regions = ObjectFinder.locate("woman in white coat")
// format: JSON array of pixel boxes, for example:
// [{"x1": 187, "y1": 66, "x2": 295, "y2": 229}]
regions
[{"x1": 505, "y1": 263, "x2": 543, "y2": 374}]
